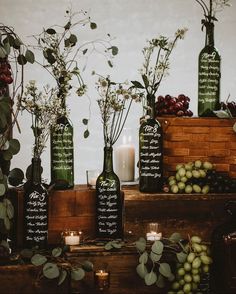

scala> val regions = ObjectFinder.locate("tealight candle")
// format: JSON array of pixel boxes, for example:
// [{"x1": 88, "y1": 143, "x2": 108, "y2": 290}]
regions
[
  {"x1": 64, "y1": 231, "x2": 80, "y2": 246},
  {"x1": 86, "y1": 169, "x2": 101, "y2": 189},
  {"x1": 146, "y1": 222, "x2": 162, "y2": 241},
  {"x1": 94, "y1": 269, "x2": 110, "y2": 291}
]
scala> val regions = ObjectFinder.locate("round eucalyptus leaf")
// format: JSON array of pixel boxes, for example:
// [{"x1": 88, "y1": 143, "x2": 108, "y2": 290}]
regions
[
  {"x1": 8, "y1": 168, "x2": 24, "y2": 186},
  {"x1": 25, "y1": 49, "x2": 35, "y2": 64},
  {"x1": 0, "y1": 183, "x2": 6, "y2": 196},
  {"x1": 58, "y1": 269, "x2": 67, "y2": 285},
  {"x1": 0, "y1": 203, "x2": 7, "y2": 219},
  {"x1": 176, "y1": 251, "x2": 187, "y2": 263},
  {"x1": 3, "y1": 150, "x2": 13, "y2": 161},
  {"x1": 71, "y1": 267, "x2": 85, "y2": 281},
  {"x1": 20, "y1": 248, "x2": 33, "y2": 259},
  {"x1": 138, "y1": 237, "x2": 146, "y2": 244},
  {"x1": 111, "y1": 241, "x2": 122, "y2": 249},
  {"x1": 52, "y1": 247, "x2": 62, "y2": 257},
  {"x1": 17, "y1": 54, "x2": 27, "y2": 65},
  {"x1": 9, "y1": 139, "x2": 20, "y2": 155},
  {"x1": 136, "y1": 262, "x2": 148, "y2": 279},
  {"x1": 82, "y1": 261, "x2": 93, "y2": 272},
  {"x1": 151, "y1": 240, "x2": 164, "y2": 255},
  {"x1": 150, "y1": 251, "x2": 162, "y2": 263},
  {"x1": 46, "y1": 28, "x2": 56, "y2": 35},
  {"x1": 104, "y1": 242, "x2": 113, "y2": 250},
  {"x1": 31, "y1": 253, "x2": 47, "y2": 266},
  {"x1": 111, "y1": 46, "x2": 119, "y2": 56},
  {"x1": 6, "y1": 202, "x2": 14, "y2": 219},
  {"x1": 43, "y1": 262, "x2": 60, "y2": 279},
  {"x1": 135, "y1": 240, "x2": 146, "y2": 253},
  {"x1": 0, "y1": 46, "x2": 7, "y2": 58},
  {"x1": 159, "y1": 263, "x2": 172, "y2": 278},
  {"x1": 4, "y1": 216, "x2": 10, "y2": 230},
  {"x1": 3, "y1": 42, "x2": 10, "y2": 55},
  {"x1": 169, "y1": 232, "x2": 182, "y2": 243},
  {"x1": 156, "y1": 274, "x2": 165, "y2": 288},
  {"x1": 144, "y1": 271, "x2": 157, "y2": 286},
  {"x1": 139, "y1": 251, "x2": 148, "y2": 264},
  {"x1": 90, "y1": 22, "x2": 97, "y2": 30},
  {"x1": 69, "y1": 34, "x2": 77, "y2": 44}
]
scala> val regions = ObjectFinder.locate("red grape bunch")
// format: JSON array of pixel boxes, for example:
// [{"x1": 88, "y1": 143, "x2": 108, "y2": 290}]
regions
[
  {"x1": 0, "y1": 58, "x2": 13, "y2": 86},
  {"x1": 220, "y1": 100, "x2": 236, "y2": 117},
  {"x1": 155, "y1": 94, "x2": 193, "y2": 117}
]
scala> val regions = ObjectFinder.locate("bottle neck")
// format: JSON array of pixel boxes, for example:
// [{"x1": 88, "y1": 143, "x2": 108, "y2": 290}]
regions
[
  {"x1": 205, "y1": 22, "x2": 215, "y2": 47},
  {"x1": 103, "y1": 147, "x2": 113, "y2": 172},
  {"x1": 146, "y1": 94, "x2": 156, "y2": 118},
  {"x1": 31, "y1": 157, "x2": 41, "y2": 184}
]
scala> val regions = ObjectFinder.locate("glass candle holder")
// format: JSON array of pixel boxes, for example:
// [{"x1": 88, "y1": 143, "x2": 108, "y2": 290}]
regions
[
  {"x1": 86, "y1": 169, "x2": 101, "y2": 189},
  {"x1": 94, "y1": 269, "x2": 110, "y2": 291},
  {"x1": 146, "y1": 222, "x2": 162, "y2": 241},
  {"x1": 114, "y1": 128, "x2": 135, "y2": 182},
  {"x1": 61, "y1": 230, "x2": 80, "y2": 246}
]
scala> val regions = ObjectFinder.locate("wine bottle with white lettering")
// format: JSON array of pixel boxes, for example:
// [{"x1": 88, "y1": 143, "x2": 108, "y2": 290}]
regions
[
  {"x1": 96, "y1": 146, "x2": 123, "y2": 240},
  {"x1": 139, "y1": 94, "x2": 163, "y2": 192},
  {"x1": 198, "y1": 21, "x2": 221, "y2": 117},
  {"x1": 23, "y1": 158, "x2": 48, "y2": 249},
  {"x1": 50, "y1": 114, "x2": 74, "y2": 190}
]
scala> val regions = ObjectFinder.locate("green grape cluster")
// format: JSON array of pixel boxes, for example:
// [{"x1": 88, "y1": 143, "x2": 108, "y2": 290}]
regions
[
  {"x1": 167, "y1": 160, "x2": 213, "y2": 194},
  {"x1": 168, "y1": 236, "x2": 212, "y2": 294}
]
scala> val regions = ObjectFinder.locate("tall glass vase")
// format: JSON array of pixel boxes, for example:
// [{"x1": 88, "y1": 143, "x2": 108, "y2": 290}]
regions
[
  {"x1": 139, "y1": 94, "x2": 163, "y2": 193},
  {"x1": 198, "y1": 22, "x2": 221, "y2": 117},
  {"x1": 95, "y1": 146, "x2": 123, "y2": 240},
  {"x1": 23, "y1": 157, "x2": 48, "y2": 249},
  {"x1": 50, "y1": 115, "x2": 74, "y2": 190}
]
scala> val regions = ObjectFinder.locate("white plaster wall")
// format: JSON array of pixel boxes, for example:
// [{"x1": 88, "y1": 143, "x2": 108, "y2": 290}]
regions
[{"x1": 1, "y1": 0, "x2": 236, "y2": 184}]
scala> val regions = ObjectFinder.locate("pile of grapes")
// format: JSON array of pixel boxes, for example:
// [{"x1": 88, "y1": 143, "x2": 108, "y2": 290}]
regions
[
  {"x1": 164, "y1": 160, "x2": 236, "y2": 194},
  {"x1": 168, "y1": 235, "x2": 212, "y2": 294},
  {"x1": 155, "y1": 94, "x2": 193, "y2": 117},
  {"x1": 220, "y1": 100, "x2": 236, "y2": 117}
]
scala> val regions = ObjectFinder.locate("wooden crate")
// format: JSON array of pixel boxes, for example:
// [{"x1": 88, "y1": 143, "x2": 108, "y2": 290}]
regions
[{"x1": 158, "y1": 117, "x2": 236, "y2": 178}]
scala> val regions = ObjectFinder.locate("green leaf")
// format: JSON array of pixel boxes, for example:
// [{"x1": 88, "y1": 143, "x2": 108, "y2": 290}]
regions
[
  {"x1": 6, "y1": 201, "x2": 14, "y2": 219},
  {"x1": 58, "y1": 270, "x2": 67, "y2": 285},
  {"x1": 139, "y1": 251, "x2": 148, "y2": 264},
  {"x1": 8, "y1": 168, "x2": 24, "y2": 186},
  {"x1": 159, "y1": 263, "x2": 172, "y2": 278},
  {"x1": 69, "y1": 34, "x2": 77, "y2": 45},
  {"x1": 0, "y1": 202, "x2": 7, "y2": 218},
  {"x1": 25, "y1": 49, "x2": 35, "y2": 64},
  {"x1": 104, "y1": 241, "x2": 113, "y2": 250},
  {"x1": 135, "y1": 240, "x2": 146, "y2": 253},
  {"x1": 3, "y1": 42, "x2": 10, "y2": 55},
  {"x1": 142, "y1": 74, "x2": 149, "y2": 89},
  {"x1": 31, "y1": 254, "x2": 47, "y2": 266},
  {"x1": 136, "y1": 262, "x2": 148, "y2": 279},
  {"x1": 131, "y1": 80, "x2": 145, "y2": 89},
  {"x1": 150, "y1": 251, "x2": 162, "y2": 263},
  {"x1": 0, "y1": 100, "x2": 11, "y2": 116},
  {"x1": 0, "y1": 46, "x2": 7, "y2": 58},
  {"x1": 168, "y1": 273, "x2": 175, "y2": 282},
  {"x1": 52, "y1": 247, "x2": 62, "y2": 257},
  {"x1": 7, "y1": 35, "x2": 15, "y2": 47},
  {"x1": 156, "y1": 274, "x2": 165, "y2": 288},
  {"x1": 4, "y1": 216, "x2": 10, "y2": 230},
  {"x1": 169, "y1": 232, "x2": 182, "y2": 243},
  {"x1": 46, "y1": 28, "x2": 56, "y2": 34},
  {"x1": 64, "y1": 38, "x2": 70, "y2": 47},
  {"x1": 213, "y1": 109, "x2": 230, "y2": 118},
  {"x1": 82, "y1": 118, "x2": 88, "y2": 125},
  {"x1": 111, "y1": 46, "x2": 118, "y2": 56},
  {"x1": 144, "y1": 271, "x2": 157, "y2": 286},
  {"x1": 71, "y1": 267, "x2": 85, "y2": 281},
  {"x1": 3, "y1": 150, "x2": 13, "y2": 161},
  {"x1": 108, "y1": 60, "x2": 113, "y2": 68},
  {"x1": 20, "y1": 248, "x2": 33, "y2": 259},
  {"x1": 43, "y1": 262, "x2": 60, "y2": 279},
  {"x1": 82, "y1": 261, "x2": 93, "y2": 272},
  {"x1": 0, "y1": 111, "x2": 7, "y2": 128},
  {"x1": 90, "y1": 22, "x2": 97, "y2": 30},
  {"x1": 176, "y1": 251, "x2": 187, "y2": 263},
  {"x1": 64, "y1": 21, "x2": 71, "y2": 30},
  {"x1": 83, "y1": 129, "x2": 90, "y2": 139},
  {"x1": 151, "y1": 240, "x2": 164, "y2": 255},
  {"x1": 13, "y1": 38, "x2": 22, "y2": 49},
  {"x1": 9, "y1": 139, "x2": 20, "y2": 155},
  {"x1": 17, "y1": 54, "x2": 27, "y2": 65},
  {"x1": 0, "y1": 183, "x2": 6, "y2": 197}
]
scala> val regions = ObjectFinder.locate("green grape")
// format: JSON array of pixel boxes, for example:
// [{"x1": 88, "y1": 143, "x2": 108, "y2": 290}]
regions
[
  {"x1": 184, "y1": 274, "x2": 192, "y2": 283},
  {"x1": 191, "y1": 282, "x2": 198, "y2": 291},
  {"x1": 201, "y1": 244, "x2": 207, "y2": 251},
  {"x1": 183, "y1": 283, "x2": 192, "y2": 293},
  {"x1": 172, "y1": 281, "x2": 180, "y2": 290},
  {"x1": 177, "y1": 291, "x2": 185, "y2": 294},
  {"x1": 192, "y1": 257, "x2": 201, "y2": 269},
  {"x1": 192, "y1": 170, "x2": 200, "y2": 178},
  {"x1": 177, "y1": 267, "x2": 185, "y2": 276},
  {"x1": 184, "y1": 262, "x2": 191, "y2": 272},
  {"x1": 169, "y1": 179, "x2": 177, "y2": 186},
  {"x1": 171, "y1": 184, "x2": 179, "y2": 194},
  {"x1": 192, "y1": 243, "x2": 202, "y2": 253},
  {"x1": 185, "y1": 185, "x2": 193, "y2": 194},
  {"x1": 191, "y1": 268, "x2": 199, "y2": 275},
  {"x1": 203, "y1": 161, "x2": 213, "y2": 170},
  {"x1": 194, "y1": 160, "x2": 202, "y2": 168},
  {"x1": 199, "y1": 169, "x2": 206, "y2": 177},
  {"x1": 186, "y1": 170, "x2": 192, "y2": 178},
  {"x1": 168, "y1": 176, "x2": 175, "y2": 182},
  {"x1": 185, "y1": 163, "x2": 192, "y2": 171},
  {"x1": 176, "y1": 173, "x2": 181, "y2": 181},
  {"x1": 178, "y1": 181, "x2": 185, "y2": 190},
  {"x1": 200, "y1": 255, "x2": 212, "y2": 265},
  {"x1": 187, "y1": 252, "x2": 196, "y2": 263},
  {"x1": 192, "y1": 274, "x2": 200, "y2": 283},
  {"x1": 202, "y1": 264, "x2": 209, "y2": 273},
  {"x1": 201, "y1": 185, "x2": 210, "y2": 194},
  {"x1": 193, "y1": 184, "x2": 201, "y2": 193},
  {"x1": 179, "y1": 279, "x2": 185, "y2": 286},
  {"x1": 191, "y1": 236, "x2": 202, "y2": 243},
  {"x1": 176, "y1": 164, "x2": 184, "y2": 171},
  {"x1": 181, "y1": 176, "x2": 188, "y2": 183}
]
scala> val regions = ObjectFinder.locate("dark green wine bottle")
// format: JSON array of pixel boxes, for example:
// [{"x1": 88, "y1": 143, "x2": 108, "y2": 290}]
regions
[
  {"x1": 96, "y1": 147, "x2": 123, "y2": 240},
  {"x1": 198, "y1": 22, "x2": 221, "y2": 117},
  {"x1": 50, "y1": 116, "x2": 74, "y2": 190},
  {"x1": 139, "y1": 94, "x2": 163, "y2": 193},
  {"x1": 23, "y1": 157, "x2": 48, "y2": 249}
]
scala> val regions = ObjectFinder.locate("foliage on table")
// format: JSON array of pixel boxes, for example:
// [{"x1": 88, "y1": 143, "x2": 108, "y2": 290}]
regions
[
  {"x1": 31, "y1": 9, "x2": 118, "y2": 138},
  {"x1": 0, "y1": 25, "x2": 35, "y2": 240},
  {"x1": 20, "y1": 246, "x2": 93, "y2": 285},
  {"x1": 135, "y1": 233, "x2": 212, "y2": 293}
]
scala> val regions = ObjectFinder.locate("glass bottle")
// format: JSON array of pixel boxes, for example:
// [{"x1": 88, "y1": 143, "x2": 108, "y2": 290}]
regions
[
  {"x1": 139, "y1": 94, "x2": 163, "y2": 192},
  {"x1": 210, "y1": 201, "x2": 236, "y2": 293},
  {"x1": 23, "y1": 157, "x2": 48, "y2": 249},
  {"x1": 50, "y1": 114, "x2": 74, "y2": 190},
  {"x1": 198, "y1": 22, "x2": 221, "y2": 117},
  {"x1": 96, "y1": 146, "x2": 123, "y2": 240}
]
